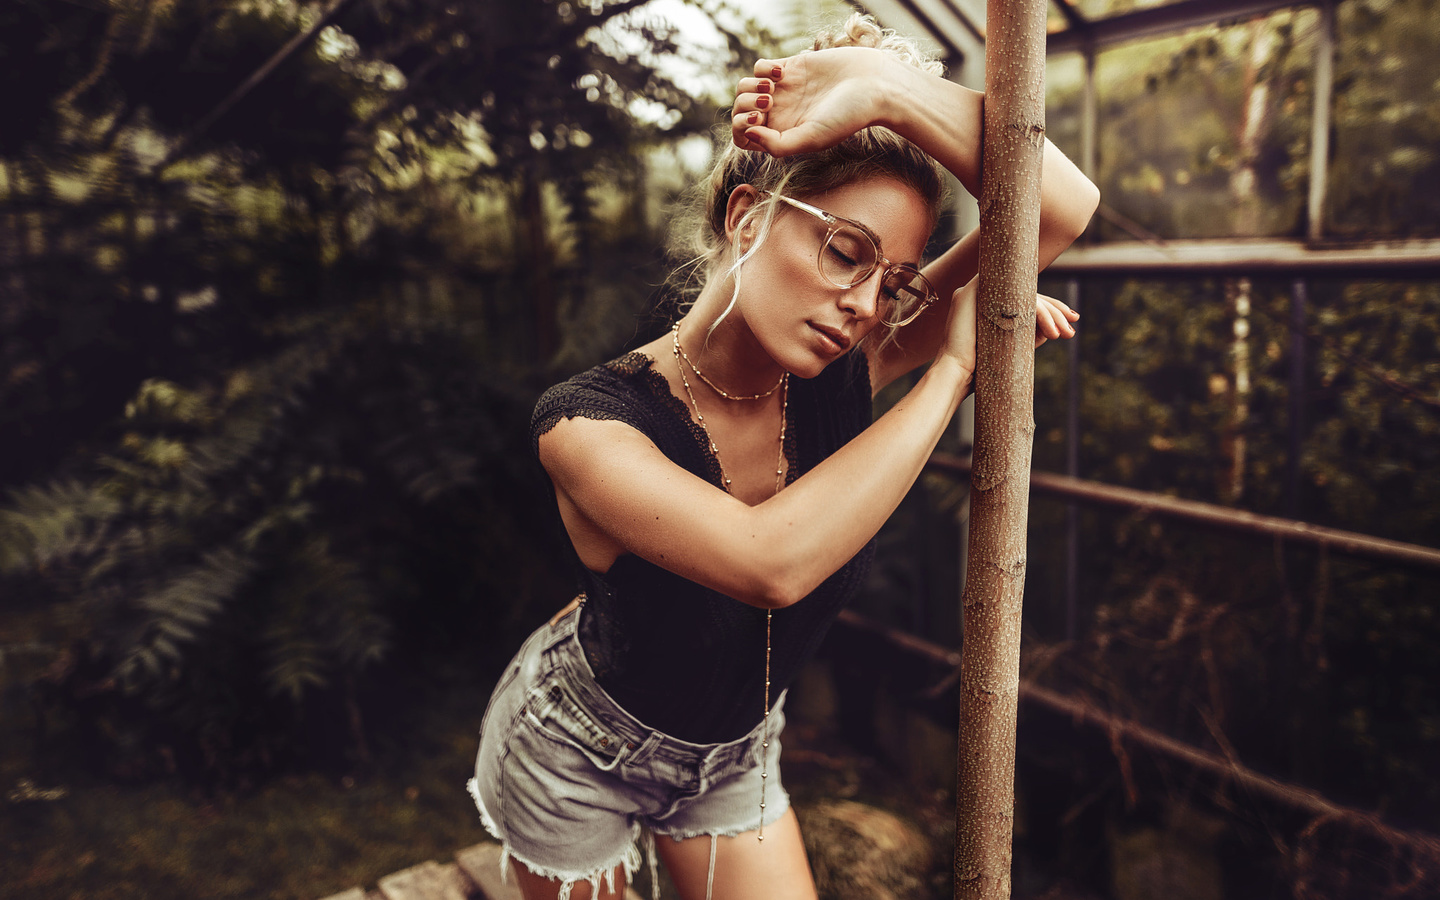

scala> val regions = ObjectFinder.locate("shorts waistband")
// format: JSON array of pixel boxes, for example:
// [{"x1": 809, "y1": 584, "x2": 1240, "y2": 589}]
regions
[{"x1": 539, "y1": 604, "x2": 778, "y2": 774}]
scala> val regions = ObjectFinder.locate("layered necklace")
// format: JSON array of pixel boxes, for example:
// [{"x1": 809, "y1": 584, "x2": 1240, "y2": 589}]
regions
[{"x1": 670, "y1": 320, "x2": 787, "y2": 841}]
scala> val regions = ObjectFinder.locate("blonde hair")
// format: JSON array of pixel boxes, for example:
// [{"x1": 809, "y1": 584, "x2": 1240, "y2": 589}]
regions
[{"x1": 668, "y1": 14, "x2": 948, "y2": 348}]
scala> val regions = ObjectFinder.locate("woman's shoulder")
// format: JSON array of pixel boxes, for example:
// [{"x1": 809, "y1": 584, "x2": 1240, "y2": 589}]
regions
[{"x1": 530, "y1": 351, "x2": 669, "y2": 450}]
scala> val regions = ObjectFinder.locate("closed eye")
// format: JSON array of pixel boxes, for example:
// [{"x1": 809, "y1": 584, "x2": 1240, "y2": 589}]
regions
[{"x1": 826, "y1": 244, "x2": 860, "y2": 268}]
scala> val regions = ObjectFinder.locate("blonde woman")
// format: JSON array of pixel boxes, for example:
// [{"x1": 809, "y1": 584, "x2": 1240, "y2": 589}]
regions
[{"x1": 468, "y1": 14, "x2": 1098, "y2": 900}]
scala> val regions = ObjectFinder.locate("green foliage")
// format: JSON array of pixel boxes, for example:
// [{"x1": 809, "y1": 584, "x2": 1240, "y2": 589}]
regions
[
  {"x1": 1027, "y1": 269, "x2": 1440, "y2": 826},
  {"x1": 1031, "y1": 2, "x2": 1440, "y2": 881},
  {"x1": 0, "y1": 0, "x2": 750, "y2": 779},
  {"x1": 1330, "y1": 0, "x2": 1440, "y2": 237}
]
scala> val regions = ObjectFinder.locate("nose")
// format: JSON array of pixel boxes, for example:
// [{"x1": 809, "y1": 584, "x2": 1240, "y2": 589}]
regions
[{"x1": 839, "y1": 268, "x2": 885, "y2": 320}]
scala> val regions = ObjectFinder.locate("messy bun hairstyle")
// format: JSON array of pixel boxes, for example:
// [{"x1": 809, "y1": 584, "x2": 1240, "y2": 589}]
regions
[{"x1": 668, "y1": 14, "x2": 949, "y2": 345}]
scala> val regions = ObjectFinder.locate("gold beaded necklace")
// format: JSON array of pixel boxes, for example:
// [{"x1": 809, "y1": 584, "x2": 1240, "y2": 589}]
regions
[
  {"x1": 673, "y1": 325, "x2": 787, "y2": 402},
  {"x1": 670, "y1": 320, "x2": 786, "y2": 842}
]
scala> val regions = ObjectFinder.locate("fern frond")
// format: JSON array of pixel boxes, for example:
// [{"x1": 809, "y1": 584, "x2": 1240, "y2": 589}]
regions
[
  {"x1": 0, "y1": 480, "x2": 123, "y2": 573},
  {"x1": 115, "y1": 546, "x2": 254, "y2": 690}
]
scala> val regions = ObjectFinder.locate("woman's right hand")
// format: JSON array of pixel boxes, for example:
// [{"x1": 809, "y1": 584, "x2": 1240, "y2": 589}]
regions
[{"x1": 731, "y1": 48, "x2": 901, "y2": 157}]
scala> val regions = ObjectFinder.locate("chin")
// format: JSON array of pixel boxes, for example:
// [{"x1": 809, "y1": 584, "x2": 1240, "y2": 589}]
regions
[{"x1": 786, "y1": 352, "x2": 839, "y2": 381}]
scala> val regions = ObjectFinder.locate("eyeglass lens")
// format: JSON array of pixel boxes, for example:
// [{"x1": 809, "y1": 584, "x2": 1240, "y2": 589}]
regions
[{"x1": 820, "y1": 224, "x2": 932, "y2": 326}]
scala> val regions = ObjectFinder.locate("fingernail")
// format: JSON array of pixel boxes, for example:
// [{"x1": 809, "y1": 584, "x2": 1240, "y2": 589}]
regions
[
  {"x1": 758, "y1": 79, "x2": 771, "y2": 92},
  {"x1": 756, "y1": 96, "x2": 770, "y2": 109},
  {"x1": 771, "y1": 66, "x2": 783, "y2": 80},
  {"x1": 747, "y1": 112, "x2": 760, "y2": 125}
]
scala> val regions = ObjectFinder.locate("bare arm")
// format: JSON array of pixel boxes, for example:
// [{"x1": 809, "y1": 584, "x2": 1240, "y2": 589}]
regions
[
  {"x1": 541, "y1": 293, "x2": 980, "y2": 611},
  {"x1": 735, "y1": 48, "x2": 1099, "y2": 392}
]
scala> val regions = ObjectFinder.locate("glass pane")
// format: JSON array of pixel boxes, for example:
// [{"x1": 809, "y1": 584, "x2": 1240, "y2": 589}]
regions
[
  {"x1": 1327, "y1": 0, "x2": 1440, "y2": 238},
  {"x1": 1048, "y1": 10, "x2": 1321, "y2": 241}
]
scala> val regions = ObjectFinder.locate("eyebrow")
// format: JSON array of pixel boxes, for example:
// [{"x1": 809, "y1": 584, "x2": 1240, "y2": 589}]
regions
[{"x1": 774, "y1": 193, "x2": 905, "y2": 262}]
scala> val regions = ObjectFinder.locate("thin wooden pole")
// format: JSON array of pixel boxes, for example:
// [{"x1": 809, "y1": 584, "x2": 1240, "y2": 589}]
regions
[{"x1": 953, "y1": 1, "x2": 1048, "y2": 897}]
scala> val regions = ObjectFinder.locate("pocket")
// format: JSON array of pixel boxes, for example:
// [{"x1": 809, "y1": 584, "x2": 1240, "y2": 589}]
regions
[{"x1": 523, "y1": 680, "x2": 631, "y2": 771}]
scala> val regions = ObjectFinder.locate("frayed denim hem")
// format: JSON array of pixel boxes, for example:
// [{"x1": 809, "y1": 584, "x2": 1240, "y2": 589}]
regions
[{"x1": 465, "y1": 776, "x2": 659, "y2": 900}]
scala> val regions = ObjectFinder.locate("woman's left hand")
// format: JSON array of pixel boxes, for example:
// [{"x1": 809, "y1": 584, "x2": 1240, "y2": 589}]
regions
[
  {"x1": 731, "y1": 48, "x2": 897, "y2": 156},
  {"x1": 1034, "y1": 293, "x2": 1079, "y2": 348}
]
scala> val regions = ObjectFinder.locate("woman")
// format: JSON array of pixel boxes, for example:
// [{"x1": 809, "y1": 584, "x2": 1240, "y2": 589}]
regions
[{"x1": 468, "y1": 14, "x2": 1099, "y2": 900}]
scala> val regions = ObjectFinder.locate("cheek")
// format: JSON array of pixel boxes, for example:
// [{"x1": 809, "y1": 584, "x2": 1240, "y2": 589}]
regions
[{"x1": 743, "y1": 244, "x2": 817, "y2": 313}]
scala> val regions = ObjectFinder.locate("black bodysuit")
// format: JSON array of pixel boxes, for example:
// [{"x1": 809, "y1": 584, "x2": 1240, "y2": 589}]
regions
[{"x1": 531, "y1": 350, "x2": 875, "y2": 744}]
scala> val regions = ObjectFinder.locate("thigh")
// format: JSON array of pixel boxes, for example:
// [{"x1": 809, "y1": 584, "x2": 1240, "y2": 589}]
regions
[{"x1": 655, "y1": 808, "x2": 816, "y2": 900}]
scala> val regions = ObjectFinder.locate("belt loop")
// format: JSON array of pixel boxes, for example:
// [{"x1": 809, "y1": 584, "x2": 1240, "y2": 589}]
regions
[
  {"x1": 548, "y1": 593, "x2": 586, "y2": 628},
  {"x1": 540, "y1": 602, "x2": 582, "y2": 653},
  {"x1": 625, "y1": 731, "x2": 663, "y2": 766}
]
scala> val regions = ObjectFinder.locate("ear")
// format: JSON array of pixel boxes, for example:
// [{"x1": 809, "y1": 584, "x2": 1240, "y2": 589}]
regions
[{"x1": 723, "y1": 184, "x2": 761, "y2": 248}]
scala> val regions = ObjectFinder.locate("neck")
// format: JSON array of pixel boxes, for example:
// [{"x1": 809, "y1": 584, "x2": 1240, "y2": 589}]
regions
[{"x1": 678, "y1": 283, "x2": 787, "y2": 399}]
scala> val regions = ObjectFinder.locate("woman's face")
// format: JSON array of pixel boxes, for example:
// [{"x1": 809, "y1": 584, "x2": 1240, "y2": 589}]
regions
[{"x1": 728, "y1": 177, "x2": 933, "y2": 378}]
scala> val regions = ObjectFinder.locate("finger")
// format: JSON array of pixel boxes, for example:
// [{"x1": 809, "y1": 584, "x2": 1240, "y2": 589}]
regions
[
  {"x1": 732, "y1": 112, "x2": 767, "y2": 149},
  {"x1": 733, "y1": 91, "x2": 773, "y2": 114},
  {"x1": 1036, "y1": 296, "x2": 1076, "y2": 338},
  {"x1": 743, "y1": 121, "x2": 837, "y2": 158},
  {"x1": 736, "y1": 77, "x2": 775, "y2": 96},
  {"x1": 1035, "y1": 303, "x2": 1062, "y2": 340},
  {"x1": 1039, "y1": 293, "x2": 1080, "y2": 322},
  {"x1": 752, "y1": 59, "x2": 785, "y2": 81}
]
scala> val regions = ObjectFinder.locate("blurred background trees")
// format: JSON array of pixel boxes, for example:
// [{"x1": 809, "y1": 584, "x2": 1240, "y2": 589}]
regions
[{"x1": 0, "y1": 0, "x2": 763, "y2": 784}]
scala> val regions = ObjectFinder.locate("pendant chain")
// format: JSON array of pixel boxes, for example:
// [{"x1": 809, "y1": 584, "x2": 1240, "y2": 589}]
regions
[
  {"x1": 671, "y1": 322, "x2": 787, "y2": 494},
  {"x1": 670, "y1": 320, "x2": 785, "y2": 842}
]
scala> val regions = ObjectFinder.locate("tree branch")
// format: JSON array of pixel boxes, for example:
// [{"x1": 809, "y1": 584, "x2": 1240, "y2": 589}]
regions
[{"x1": 154, "y1": 0, "x2": 361, "y2": 172}]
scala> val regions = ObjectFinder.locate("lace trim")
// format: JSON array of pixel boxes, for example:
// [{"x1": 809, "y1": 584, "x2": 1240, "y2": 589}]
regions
[
  {"x1": 532, "y1": 348, "x2": 870, "y2": 493},
  {"x1": 622, "y1": 352, "x2": 728, "y2": 491}
]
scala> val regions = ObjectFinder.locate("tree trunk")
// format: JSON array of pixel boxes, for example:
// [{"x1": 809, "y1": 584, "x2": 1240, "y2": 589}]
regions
[
  {"x1": 953, "y1": 2, "x2": 1047, "y2": 899},
  {"x1": 1220, "y1": 16, "x2": 1290, "y2": 503},
  {"x1": 518, "y1": 161, "x2": 558, "y2": 364}
]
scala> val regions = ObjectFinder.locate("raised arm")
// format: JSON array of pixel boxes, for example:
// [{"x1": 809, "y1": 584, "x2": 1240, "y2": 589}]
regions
[
  {"x1": 735, "y1": 48, "x2": 1099, "y2": 390},
  {"x1": 541, "y1": 289, "x2": 980, "y2": 611}
]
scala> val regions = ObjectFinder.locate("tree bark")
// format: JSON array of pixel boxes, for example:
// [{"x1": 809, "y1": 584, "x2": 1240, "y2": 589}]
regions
[{"x1": 953, "y1": 2, "x2": 1047, "y2": 898}]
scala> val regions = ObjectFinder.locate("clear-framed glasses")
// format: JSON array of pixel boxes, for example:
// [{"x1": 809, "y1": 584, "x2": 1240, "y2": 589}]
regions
[{"x1": 764, "y1": 191, "x2": 938, "y2": 328}]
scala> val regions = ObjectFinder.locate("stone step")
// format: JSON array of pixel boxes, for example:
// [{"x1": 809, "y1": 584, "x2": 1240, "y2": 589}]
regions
[{"x1": 318, "y1": 842, "x2": 644, "y2": 900}]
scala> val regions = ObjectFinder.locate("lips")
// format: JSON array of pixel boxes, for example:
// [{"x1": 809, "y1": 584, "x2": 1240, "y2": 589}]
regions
[{"x1": 809, "y1": 322, "x2": 851, "y2": 353}]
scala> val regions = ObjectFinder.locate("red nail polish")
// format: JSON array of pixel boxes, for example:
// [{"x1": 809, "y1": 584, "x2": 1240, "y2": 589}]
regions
[
  {"x1": 771, "y1": 66, "x2": 783, "y2": 80},
  {"x1": 758, "y1": 79, "x2": 771, "y2": 92},
  {"x1": 756, "y1": 96, "x2": 770, "y2": 109},
  {"x1": 748, "y1": 112, "x2": 759, "y2": 125}
]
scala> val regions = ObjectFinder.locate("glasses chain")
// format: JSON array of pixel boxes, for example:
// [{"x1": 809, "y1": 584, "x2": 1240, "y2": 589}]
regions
[{"x1": 670, "y1": 321, "x2": 785, "y2": 842}]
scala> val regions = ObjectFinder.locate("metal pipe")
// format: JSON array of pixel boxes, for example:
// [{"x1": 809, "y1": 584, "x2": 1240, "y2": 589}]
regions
[
  {"x1": 927, "y1": 453, "x2": 1440, "y2": 571},
  {"x1": 1065, "y1": 278, "x2": 1081, "y2": 642}
]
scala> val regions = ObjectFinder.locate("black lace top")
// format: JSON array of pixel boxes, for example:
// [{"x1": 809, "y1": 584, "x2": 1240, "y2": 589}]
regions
[{"x1": 531, "y1": 350, "x2": 876, "y2": 743}]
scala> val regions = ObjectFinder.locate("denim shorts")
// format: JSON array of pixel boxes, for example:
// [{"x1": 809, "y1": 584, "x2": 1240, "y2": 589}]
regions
[{"x1": 466, "y1": 602, "x2": 789, "y2": 900}]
